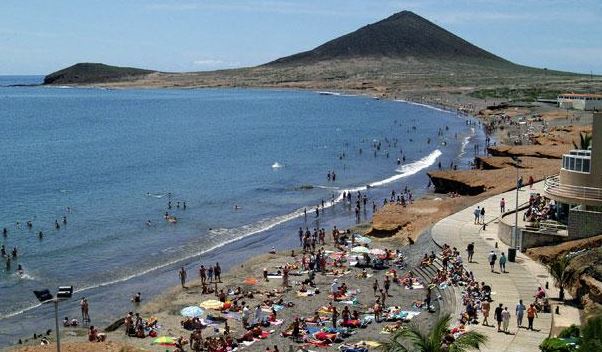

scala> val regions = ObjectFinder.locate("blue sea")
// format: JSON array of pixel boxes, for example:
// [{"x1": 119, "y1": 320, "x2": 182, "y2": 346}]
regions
[{"x1": 0, "y1": 76, "x2": 485, "y2": 345}]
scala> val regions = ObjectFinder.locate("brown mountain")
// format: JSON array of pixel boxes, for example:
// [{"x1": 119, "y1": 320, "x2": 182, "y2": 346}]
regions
[{"x1": 267, "y1": 11, "x2": 508, "y2": 66}]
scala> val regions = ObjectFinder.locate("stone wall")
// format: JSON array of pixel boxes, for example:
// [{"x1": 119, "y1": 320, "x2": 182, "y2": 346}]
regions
[
  {"x1": 568, "y1": 208, "x2": 602, "y2": 240},
  {"x1": 498, "y1": 213, "x2": 569, "y2": 250}
]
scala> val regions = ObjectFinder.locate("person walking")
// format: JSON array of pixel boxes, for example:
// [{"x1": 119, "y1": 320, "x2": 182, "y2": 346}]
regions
[
  {"x1": 481, "y1": 300, "x2": 491, "y2": 326},
  {"x1": 516, "y1": 299, "x2": 526, "y2": 328},
  {"x1": 499, "y1": 252, "x2": 507, "y2": 273},
  {"x1": 502, "y1": 307, "x2": 511, "y2": 333},
  {"x1": 467, "y1": 242, "x2": 475, "y2": 263},
  {"x1": 495, "y1": 303, "x2": 504, "y2": 332},
  {"x1": 179, "y1": 267, "x2": 187, "y2": 288},
  {"x1": 488, "y1": 250, "x2": 497, "y2": 273},
  {"x1": 500, "y1": 198, "x2": 506, "y2": 213},
  {"x1": 480, "y1": 206, "x2": 486, "y2": 224},
  {"x1": 527, "y1": 304, "x2": 538, "y2": 330},
  {"x1": 474, "y1": 206, "x2": 480, "y2": 224}
]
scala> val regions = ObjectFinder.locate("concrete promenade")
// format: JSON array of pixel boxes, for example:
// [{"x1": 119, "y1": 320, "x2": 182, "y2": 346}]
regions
[{"x1": 431, "y1": 182, "x2": 555, "y2": 352}]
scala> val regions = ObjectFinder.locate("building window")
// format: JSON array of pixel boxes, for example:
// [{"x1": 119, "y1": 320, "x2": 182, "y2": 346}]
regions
[{"x1": 583, "y1": 159, "x2": 591, "y2": 173}]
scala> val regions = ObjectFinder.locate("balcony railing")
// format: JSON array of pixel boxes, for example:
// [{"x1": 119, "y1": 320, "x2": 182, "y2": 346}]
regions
[{"x1": 544, "y1": 175, "x2": 602, "y2": 204}]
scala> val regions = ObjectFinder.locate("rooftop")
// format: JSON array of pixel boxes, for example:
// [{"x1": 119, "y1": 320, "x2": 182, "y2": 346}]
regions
[{"x1": 559, "y1": 93, "x2": 602, "y2": 98}]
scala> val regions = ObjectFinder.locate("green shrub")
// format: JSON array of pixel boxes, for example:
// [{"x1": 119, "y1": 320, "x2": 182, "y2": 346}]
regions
[
  {"x1": 539, "y1": 337, "x2": 577, "y2": 352},
  {"x1": 558, "y1": 325, "x2": 580, "y2": 338}
]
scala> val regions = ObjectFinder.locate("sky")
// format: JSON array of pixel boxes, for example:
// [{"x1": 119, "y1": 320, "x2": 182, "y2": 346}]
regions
[{"x1": 1, "y1": 0, "x2": 601, "y2": 75}]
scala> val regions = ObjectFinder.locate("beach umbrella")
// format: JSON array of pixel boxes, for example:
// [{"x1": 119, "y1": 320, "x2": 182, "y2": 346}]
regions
[
  {"x1": 152, "y1": 336, "x2": 176, "y2": 346},
  {"x1": 369, "y1": 248, "x2": 386, "y2": 256},
  {"x1": 200, "y1": 299, "x2": 223, "y2": 310},
  {"x1": 351, "y1": 246, "x2": 370, "y2": 253},
  {"x1": 243, "y1": 277, "x2": 258, "y2": 285},
  {"x1": 180, "y1": 306, "x2": 204, "y2": 318}
]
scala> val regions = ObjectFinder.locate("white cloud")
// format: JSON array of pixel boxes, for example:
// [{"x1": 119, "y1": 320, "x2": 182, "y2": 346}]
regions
[{"x1": 192, "y1": 58, "x2": 241, "y2": 68}]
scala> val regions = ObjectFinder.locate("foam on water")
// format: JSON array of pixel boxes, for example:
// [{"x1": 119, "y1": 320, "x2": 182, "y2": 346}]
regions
[
  {"x1": 394, "y1": 99, "x2": 454, "y2": 114},
  {"x1": 458, "y1": 127, "x2": 476, "y2": 157}
]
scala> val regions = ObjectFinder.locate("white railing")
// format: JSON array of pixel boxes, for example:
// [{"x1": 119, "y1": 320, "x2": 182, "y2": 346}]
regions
[{"x1": 544, "y1": 175, "x2": 602, "y2": 203}]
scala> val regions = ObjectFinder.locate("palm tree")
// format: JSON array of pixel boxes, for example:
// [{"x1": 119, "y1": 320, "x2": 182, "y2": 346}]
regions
[
  {"x1": 542, "y1": 255, "x2": 577, "y2": 301},
  {"x1": 572, "y1": 132, "x2": 592, "y2": 150},
  {"x1": 380, "y1": 313, "x2": 487, "y2": 352}
]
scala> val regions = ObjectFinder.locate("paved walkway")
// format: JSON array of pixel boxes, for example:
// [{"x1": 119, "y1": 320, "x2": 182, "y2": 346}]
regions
[{"x1": 431, "y1": 182, "x2": 554, "y2": 352}]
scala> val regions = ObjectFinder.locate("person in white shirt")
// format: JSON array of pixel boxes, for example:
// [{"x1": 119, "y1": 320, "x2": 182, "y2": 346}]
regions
[{"x1": 502, "y1": 307, "x2": 511, "y2": 333}]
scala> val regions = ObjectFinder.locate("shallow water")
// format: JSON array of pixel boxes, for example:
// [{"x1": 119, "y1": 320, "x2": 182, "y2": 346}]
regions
[{"x1": 0, "y1": 76, "x2": 485, "y2": 345}]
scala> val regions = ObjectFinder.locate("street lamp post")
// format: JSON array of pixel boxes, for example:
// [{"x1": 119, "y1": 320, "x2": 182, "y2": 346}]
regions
[
  {"x1": 512, "y1": 157, "x2": 522, "y2": 255},
  {"x1": 53, "y1": 299, "x2": 60, "y2": 352},
  {"x1": 33, "y1": 286, "x2": 73, "y2": 352}
]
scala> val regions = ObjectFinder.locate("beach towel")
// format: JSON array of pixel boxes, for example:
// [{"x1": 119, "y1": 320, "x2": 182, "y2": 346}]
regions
[
  {"x1": 314, "y1": 331, "x2": 337, "y2": 341},
  {"x1": 341, "y1": 319, "x2": 361, "y2": 328},
  {"x1": 306, "y1": 326, "x2": 321, "y2": 335},
  {"x1": 270, "y1": 319, "x2": 284, "y2": 326},
  {"x1": 223, "y1": 312, "x2": 241, "y2": 321}
]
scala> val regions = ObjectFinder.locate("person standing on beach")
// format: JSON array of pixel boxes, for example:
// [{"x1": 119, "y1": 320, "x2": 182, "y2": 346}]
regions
[
  {"x1": 474, "y1": 206, "x2": 480, "y2": 224},
  {"x1": 179, "y1": 267, "x2": 187, "y2": 288},
  {"x1": 466, "y1": 242, "x2": 475, "y2": 263},
  {"x1": 241, "y1": 302, "x2": 249, "y2": 328},
  {"x1": 214, "y1": 263, "x2": 221, "y2": 282},
  {"x1": 516, "y1": 299, "x2": 526, "y2": 328},
  {"x1": 373, "y1": 279, "x2": 379, "y2": 296},
  {"x1": 82, "y1": 298, "x2": 90, "y2": 323},
  {"x1": 488, "y1": 250, "x2": 497, "y2": 273},
  {"x1": 500, "y1": 198, "x2": 506, "y2": 213},
  {"x1": 207, "y1": 266, "x2": 214, "y2": 282},
  {"x1": 331, "y1": 306, "x2": 339, "y2": 329},
  {"x1": 528, "y1": 175, "x2": 534, "y2": 189},
  {"x1": 480, "y1": 207, "x2": 486, "y2": 224},
  {"x1": 199, "y1": 265, "x2": 206, "y2": 284}
]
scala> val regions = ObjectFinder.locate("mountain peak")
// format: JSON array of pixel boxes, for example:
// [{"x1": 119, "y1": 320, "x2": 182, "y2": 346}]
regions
[{"x1": 267, "y1": 11, "x2": 507, "y2": 65}]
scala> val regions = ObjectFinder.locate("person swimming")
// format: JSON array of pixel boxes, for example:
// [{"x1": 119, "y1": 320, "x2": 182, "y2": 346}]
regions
[{"x1": 16, "y1": 264, "x2": 24, "y2": 276}]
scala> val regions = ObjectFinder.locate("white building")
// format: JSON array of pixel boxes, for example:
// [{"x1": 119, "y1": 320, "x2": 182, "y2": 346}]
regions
[{"x1": 557, "y1": 93, "x2": 602, "y2": 111}]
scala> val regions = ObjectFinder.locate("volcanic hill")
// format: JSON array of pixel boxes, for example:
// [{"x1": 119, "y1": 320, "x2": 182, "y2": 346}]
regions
[{"x1": 43, "y1": 11, "x2": 593, "y2": 98}]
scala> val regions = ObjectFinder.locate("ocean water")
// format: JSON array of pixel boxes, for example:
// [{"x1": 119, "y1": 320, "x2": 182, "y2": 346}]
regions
[{"x1": 0, "y1": 76, "x2": 485, "y2": 345}]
